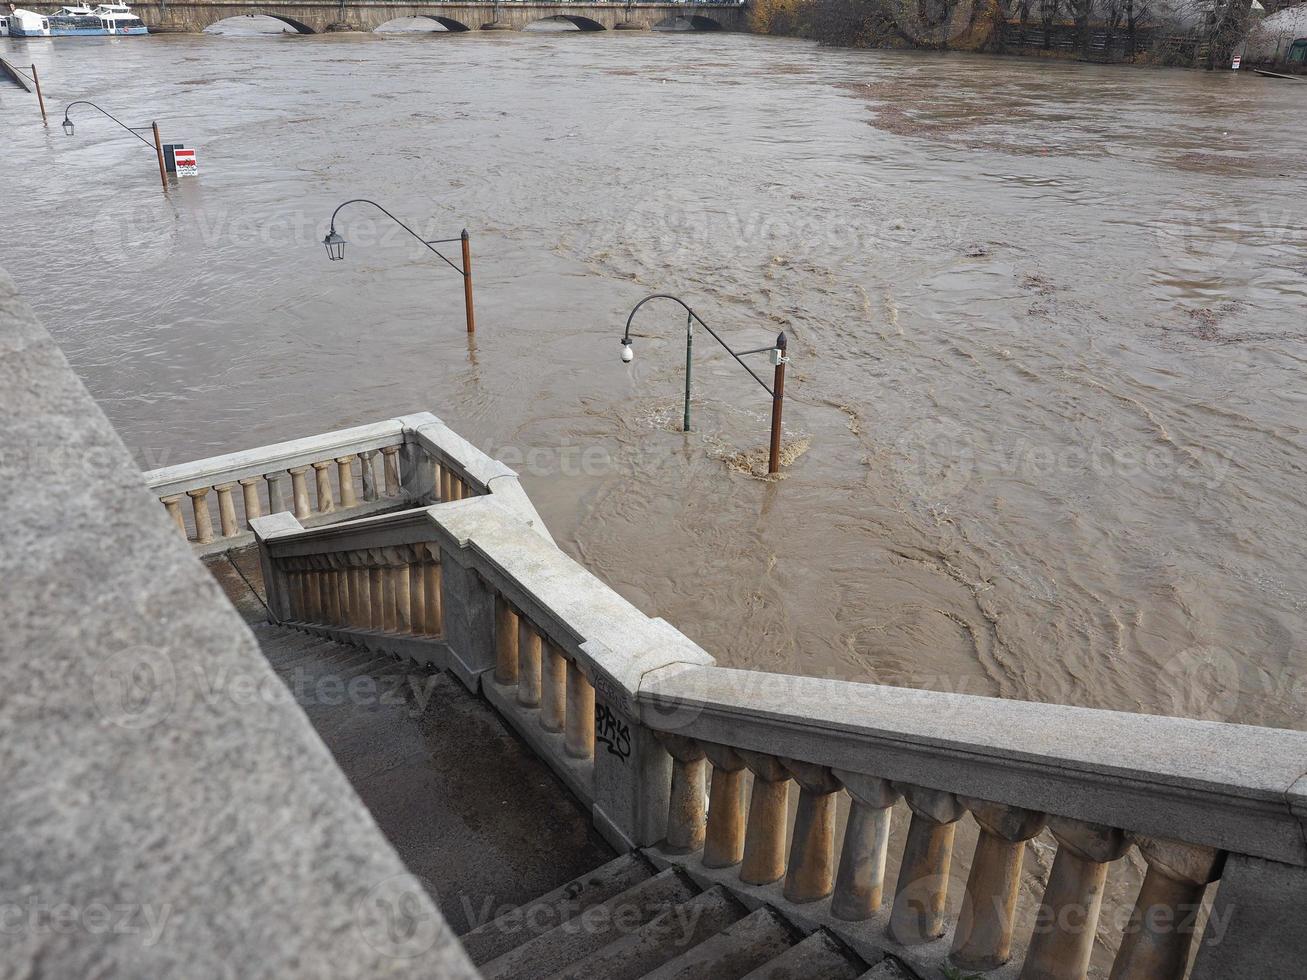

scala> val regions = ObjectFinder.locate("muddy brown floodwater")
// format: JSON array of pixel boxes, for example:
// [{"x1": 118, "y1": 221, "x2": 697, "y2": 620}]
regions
[{"x1": 3, "y1": 30, "x2": 1305, "y2": 740}]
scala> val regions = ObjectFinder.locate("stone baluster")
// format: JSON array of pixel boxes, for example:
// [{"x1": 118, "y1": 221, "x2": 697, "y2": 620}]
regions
[
  {"x1": 951, "y1": 799, "x2": 1049, "y2": 971},
  {"x1": 311, "y1": 461, "x2": 335, "y2": 514},
  {"x1": 381, "y1": 445, "x2": 401, "y2": 497},
  {"x1": 238, "y1": 477, "x2": 262, "y2": 528},
  {"x1": 701, "y1": 743, "x2": 748, "y2": 869},
  {"x1": 781, "y1": 760, "x2": 843, "y2": 904},
  {"x1": 889, "y1": 785, "x2": 965, "y2": 946},
  {"x1": 340, "y1": 560, "x2": 355, "y2": 627},
  {"x1": 355, "y1": 556, "x2": 373, "y2": 627},
  {"x1": 331, "y1": 563, "x2": 347, "y2": 626},
  {"x1": 368, "y1": 554, "x2": 386, "y2": 631},
  {"x1": 564, "y1": 660, "x2": 594, "y2": 759},
  {"x1": 265, "y1": 472, "x2": 287, "y2": 515},
  {"x1": 1021, "y1": 818, "x2": 1129, "y2": 980},
  {"x1": 737, "y1": 751, "x2": 792, "y2": 886},
  {"x1": 359, "y1": 450, "x2": 379, "y2": 502},
  {"x1": 541, "y1": 639, "x2": 568, "y2": 733},
  {"x1": 288, "y1": 467, "x2": 311, "y2": 519},
  {"x1": 301, "y1": 567, "x2": 318, "y2": 621},
  {"x1": 160, "y1": 496, "x2": 186, "y2": 536},
  {"x1": 187, "y1": 488, "x2": 215, "y2": 545},
  {"x1": 391, "y1": 558, "x2": 411, "y2": 633},
  {"x1": 656, "y1": 734, "x2": 707, "y2": 853},
  {"x1": 379, "y1": 557, "x2": 398, "y2": 632},
  {"x1": 439, "y1": 465, "x2": 452, "y2": 502},
  {"x1": 422, "y1": 558, "x2": 442, "y2": 635},
  {"x1": 1109, "y1": 837, "x2": 1223, "y2": 980},
  {"x1": 336, "y1": 456, "x2": 358, "y2": 508},
  {"x1": 293, "y1": 568, "x2": 308, "y2": 621},
  {"x1": 215, "y1": 483, "x2": 239, "y2": 538},
  {"x1": 517, "y1": 617, "x2": 543, "y2": 708},
  {"x1": 495, "y1": 596, "x2": 519, "y2": 686},
  {"x1": 831, "y1": 770, "x2": 900, "y2": 920},
  {"x1": 407, "y1": 554, "x2": 425, "y2": 634}
]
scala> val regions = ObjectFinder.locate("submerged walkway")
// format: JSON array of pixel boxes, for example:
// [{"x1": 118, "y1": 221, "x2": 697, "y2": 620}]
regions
[{"x1": 212, "y1": 553, "x2": 614, "y2": 934}]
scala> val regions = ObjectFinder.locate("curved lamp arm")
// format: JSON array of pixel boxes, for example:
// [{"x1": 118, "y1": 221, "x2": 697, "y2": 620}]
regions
[
  {"x1": 621, "y1": 293, "x2": 774, "y2": 396},
  {"x1": 326, "y1": 199, "x2": 465, "y2": 277},
  {"x1": 61, "y1": 101, "x2": 155, "y2": 148}
]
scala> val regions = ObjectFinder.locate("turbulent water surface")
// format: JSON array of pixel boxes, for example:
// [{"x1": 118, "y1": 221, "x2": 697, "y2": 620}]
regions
[{"x1": 3, "y1": 28, "x2": 1305, "y2": 732}]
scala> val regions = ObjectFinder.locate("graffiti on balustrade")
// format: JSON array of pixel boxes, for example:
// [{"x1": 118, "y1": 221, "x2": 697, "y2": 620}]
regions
[{"x1": 594, "y1": 702, "x2": 631, "y2": 761}]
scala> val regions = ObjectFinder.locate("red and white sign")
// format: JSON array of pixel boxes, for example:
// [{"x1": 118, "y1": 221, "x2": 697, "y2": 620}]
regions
[
  {"x1": 1231, "y1": 54, "x2": 1242, "y2": 70},
  {"x1": 173, "y1": 147, "x2": 197, "y2": 176}
]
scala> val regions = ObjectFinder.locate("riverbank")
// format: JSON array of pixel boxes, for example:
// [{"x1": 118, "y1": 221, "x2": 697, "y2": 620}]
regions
[{"x1": 747, "y1": 0, "x2": 1255, "y2": 69}]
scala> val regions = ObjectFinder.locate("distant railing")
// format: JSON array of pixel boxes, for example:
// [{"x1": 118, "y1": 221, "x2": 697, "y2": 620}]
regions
[
  {"x1": 243, "y1": 420, "x2": 1307, "y2": 979},
  {"x1": 144, "y1": 413, "x2": 492, "y2": 557}
]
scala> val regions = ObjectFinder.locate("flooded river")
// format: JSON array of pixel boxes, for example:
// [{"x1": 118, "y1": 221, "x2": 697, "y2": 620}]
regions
[{"x1": 3, "y1": 28, "x2": 1305, "y2": 733}]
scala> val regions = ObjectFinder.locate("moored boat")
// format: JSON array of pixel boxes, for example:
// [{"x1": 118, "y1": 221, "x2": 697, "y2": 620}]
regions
[{"x1": 6, "y1": 2, "x2": 148, "y2": 36}]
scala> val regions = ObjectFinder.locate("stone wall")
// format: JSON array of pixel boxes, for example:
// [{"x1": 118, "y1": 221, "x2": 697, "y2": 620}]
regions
[{"x1": 0, "y1": 266, "x2": 477, "y2": 976}]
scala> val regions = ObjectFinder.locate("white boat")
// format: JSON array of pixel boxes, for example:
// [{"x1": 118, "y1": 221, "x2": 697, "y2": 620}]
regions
[
  {"x1": 7, "y1": 2, "x2": 148, "y2": 36},
  {"x1": 0, "y1": 14, "x2": 9, "y2": 35}
]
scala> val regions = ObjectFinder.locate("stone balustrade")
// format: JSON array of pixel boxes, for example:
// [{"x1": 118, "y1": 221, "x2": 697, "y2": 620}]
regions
[
  {"x1": 145, "y1": 413, "x2": 495, "y2": 557},
  {"x1": 244, "y1": 420, "x2": 1307, "y2": 979}
]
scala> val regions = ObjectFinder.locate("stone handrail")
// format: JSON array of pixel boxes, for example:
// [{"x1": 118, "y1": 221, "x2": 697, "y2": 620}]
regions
[
  {"x1": 144, "y1": 412, "x2": 504, "y2": 556},
  {"x1": 249, "y1": 425, "x2": 1307, "y2": 979}
]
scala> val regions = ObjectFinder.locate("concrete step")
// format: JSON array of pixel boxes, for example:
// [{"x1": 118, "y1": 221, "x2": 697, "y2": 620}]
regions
[
  {"x1": 855, "y1": 959, "x2": 916, "y2": 980},
  {"x1": 548, "y1": 885, "x2": 747, "y2": 980},
  {"x1": 739, "y1": 929, "x2": 868, "y2": 980},
  {"x1": 480, "y1": 868, "x2": 700, "y2": 980},
  {"x1": 637, "y1": 906, "x2": 803, "y2": 980},
  {"x1": 461, "y1": 852, "x2": 654, "y2": 965}
]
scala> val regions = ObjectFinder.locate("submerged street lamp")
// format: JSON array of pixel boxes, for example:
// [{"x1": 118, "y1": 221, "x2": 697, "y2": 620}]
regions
[
  {"x1": 321, "y1": 199, "x2": 476, "y2": 333},
  {"x1": 620, "y1": 293, "x2": 790, "y2": 475},
  {"x1": 61, "y1": 101, "x2": 169, "y2": 191}
]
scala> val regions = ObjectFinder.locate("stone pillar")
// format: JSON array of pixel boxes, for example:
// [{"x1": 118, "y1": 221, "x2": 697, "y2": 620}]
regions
[
  {"x1": 516, "y1": 617, "x2": 542, "y2": 707},
  {"x1": 392, "y1": 563, "x2": 411, "y2": 633},
  {"x1": 380, "y1": 445, "x2": 401, "y2": 497},
  {"x1": 408, "y1": 556, "x2": 425, "y2": 634},
  {"x1": 737, "y1": 751, "x2": 792, "y2": 886},
  {"x1": 495, "y1": 596, "x2": 519, "y2": 686},
  {"x1": 890, "y1": 784, "x2": 964, "y2": 946},
  {"x1": 368, "y1": 561, "x2": 385, "y2": 631},
  {"x1": 564, "y1": 660, "x2": 595, "y2": 760},
  {"x1": 952, "y1": 799, "x2": 1048, "y2": 971},
  {"x1": 782, "y1": 760, "x2": 842, "y2": 904},
  {"x1": 239, "y1": 477, "x2": 262, "y2": 528},
  {"x1": 422, "y1": 560, "x2": 442, "y2": 636},
  {"x1": 541, "y1": 639, "x2": 567, "y2": 732},
  {"x1": 1022, "y1": 817, "x2": 1129, "y2": 980},
  {"x1": 187, "y1": 487, "x2": 214, "y2": 545},
  {"x1": 1110, "y1": 837, "x2": 1223, "y2": 980},
  {"x1": 657, "y1": 734, "x2": 707, "y2": 853},
  {"x1": 288, "y1": 467, "x2": 311, "y2": 519},
  {"x1": 831, "y1": 770, "x2": 899, "y2": 921},
  {"x1": 265, "y1": 472, "x2": 287, "y2": 514},
  {"x1": 336, "y1": 456, "x2": 358, "y2": 508},
  {"x1": 214, "y1": 483, "x2": 238, "y2": 538},
  {"x1": 359, "y1": 450, "x2": 379, "y2": 502},
  {"x1": 590, "y1": 677, "x2": 671, "y2": 850},
  {"x1": 160, "y1": 495, "x2": 186, "y2": 536},
  {"x1": 701, "y1": 743, "x2": 747, "y2": 869},
  {"x1": 249, "y1": 512, "x2": 301, "y2": 624},
  {"x1": 311, "y1": 461, "x2": 335, "y2": 514},
  {"x1": 438, "y1": 554, "x2": 496, "y2": 689}
]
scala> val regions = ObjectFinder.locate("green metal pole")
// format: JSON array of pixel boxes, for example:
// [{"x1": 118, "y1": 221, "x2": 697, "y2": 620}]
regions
[{"x1": 683, "y1": 312, "x2": 693, "y2": 432}]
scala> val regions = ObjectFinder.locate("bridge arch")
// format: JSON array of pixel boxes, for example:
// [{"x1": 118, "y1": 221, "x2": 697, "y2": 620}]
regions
[
  {"x1": 652, "y1": 12, "x2": 724, "y2": 30},
  {"x1": 524, "y1": 14, "x2": 607, "y2": 31},
  {"x1": 374, "y1": 14, "x2": 472, "y2": 31},
  {"x1": 203, "y1": 12, "x2": 315, "y2": 33}
]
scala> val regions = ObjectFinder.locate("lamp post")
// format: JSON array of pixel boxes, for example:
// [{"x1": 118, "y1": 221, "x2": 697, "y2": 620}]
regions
[
  {"x1": 321, "y1": 199, "x2": 476, "y2": 334},
  {"x1": 61, "y1": 101, "x2": 168, "y2": 191},
  {"x1": 620, "y1": 294, "x2": 790, "y2": 475},
  {"x1": 8, "y1": 62, "x2": 48, "y2": 125}
]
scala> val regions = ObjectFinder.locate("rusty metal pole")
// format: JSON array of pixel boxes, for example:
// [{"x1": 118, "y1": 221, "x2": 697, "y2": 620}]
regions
[
  {"x1": 768, "y1": 331, "x2": 787, "y2": 475},
  {"x1": 151, "y1": 121, "x2": 168, "y2": 191},
  {"x1": 30, "y1": 65, "x2": 48, "y2": 126},
  {"x1": 460, "y1": 229, "x2": 476, "y2": 333}
]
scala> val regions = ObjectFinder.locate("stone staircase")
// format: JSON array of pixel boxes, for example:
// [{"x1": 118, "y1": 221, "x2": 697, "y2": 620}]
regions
[{"x1": 459, "y1": 852, "x2": 918, "y2": 980}]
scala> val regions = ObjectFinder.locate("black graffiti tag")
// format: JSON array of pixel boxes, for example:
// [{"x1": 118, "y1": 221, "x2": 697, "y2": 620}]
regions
[{"x1": 594, "y1": 702, "x2": 631, "y2": 761}]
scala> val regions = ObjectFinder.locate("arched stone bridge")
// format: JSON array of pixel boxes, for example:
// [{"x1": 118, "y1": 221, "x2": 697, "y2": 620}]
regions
[{"x1": 123, "y1": 1, "x2": 745, "y2": 33}]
